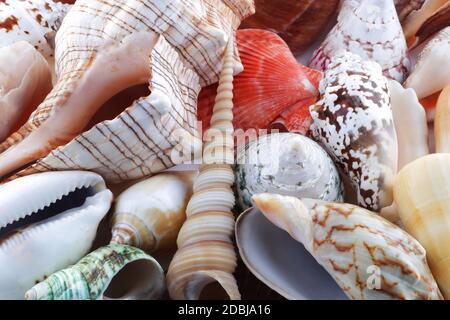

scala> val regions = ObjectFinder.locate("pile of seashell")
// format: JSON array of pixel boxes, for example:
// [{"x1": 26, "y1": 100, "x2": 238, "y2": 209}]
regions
[{"x1": 0, "y1": 0, "x2": 449, "y2": 300}]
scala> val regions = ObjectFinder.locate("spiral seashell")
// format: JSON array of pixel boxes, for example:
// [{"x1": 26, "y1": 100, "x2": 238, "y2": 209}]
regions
[
  {"x1": 167, "y1": 39, "x2": 240, "y2": 300},
  {"x1": 251, "y1": 193, "x2": 443, "y2": 300},
  {"x1": 394, "y1": 0, "x2": 426, "y2": 21},
  {"x1": 0, "y1": 171, "x2": 113, "y2": 299},
  {"x1": 309, "y1": 0, "x2": 411, "y2": 83},
  {"x1": 235, "y1": 132, "x2": 343, "y2": 210},
  {"x1": 110, "y1": 172, "x2": 196, "y2": 253},
  {"x1": 310, "y1": 51, "x2": 398, "y2": 212},
  {"x1": 0, "y1": 41, "x2": 52, "y2": 143},
  {"x1": 394, "y1": 153, "x2": 450, "y2": 299},
  {"x1": 25, "y1": 244, "x2": 165, "y2": 300},
  {"x1": 0, "y1": 0, "x2": 254, "y2": 183}
]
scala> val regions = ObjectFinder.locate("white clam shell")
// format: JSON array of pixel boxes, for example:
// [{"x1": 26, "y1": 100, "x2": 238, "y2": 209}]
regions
[
  {"x1": 0, "y1": 171, "x2": 112, "y2": 299},
  {"x1": 235, "y1": 133, "x2": 343, "y2": 210}
]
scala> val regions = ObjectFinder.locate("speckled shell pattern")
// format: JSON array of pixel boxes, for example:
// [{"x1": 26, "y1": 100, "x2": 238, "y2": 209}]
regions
[
  {"x1": 25, "y1": 244, "x2": 165, "y2": 300},
  {"x1": 10, "y1": 36, "x2": 201, "y2": 183},
  {"x1": 167, "y1": 40, "x2": 240, "y2": 300},
  {"x1": 309, "y1": 0, "x2": 411, "y2": 83},
  {"x1": 310, "y1": 52, "x2": 398, "y2": 212},
  {"x1": 235, "y1": 133, "x2": 343, "y2": 210},
  {"x1": 0, "y1": 0, "x2": 73, "y2": 62},
  {"x1": 0, "y1": 0, "x2": 254, "y2": 183},
  {"x1": 253, "y1": 193, "x2": 443, "y2": 300}
]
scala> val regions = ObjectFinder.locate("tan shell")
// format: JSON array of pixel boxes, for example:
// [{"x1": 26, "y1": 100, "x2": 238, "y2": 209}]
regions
[
  {"x1": 0, "y1": 0, "x2": 254, "y2": 183},
  {"x1": 394, "y1": 153, "x2": 450, "y2": 299},
  {"x1": 0, "y1": 42, "x2": 52, "y2": 143},
  {"x1": 252, "y1": 193, "x2": 443, "y2": 300},
  {"x1": 434, "y1": 84, "x2": 450, "y2": 153},
  {"x1": 167, "y1": 40, "x2": 240, "y2": 300}
]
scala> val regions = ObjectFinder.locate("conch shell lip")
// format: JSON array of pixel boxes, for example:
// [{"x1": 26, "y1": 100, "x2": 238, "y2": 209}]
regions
[
  {"x1": 0, "y1": 171, "x2": 111, "y2": 245},
  {"x1": 235, "y1": 206, "x2": 347, "y2": 300}
]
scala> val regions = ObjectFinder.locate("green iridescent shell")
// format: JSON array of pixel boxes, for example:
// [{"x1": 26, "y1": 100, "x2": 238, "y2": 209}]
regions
[{"x1": 25, "y1": 244, "x2": 165, "y2": 300}]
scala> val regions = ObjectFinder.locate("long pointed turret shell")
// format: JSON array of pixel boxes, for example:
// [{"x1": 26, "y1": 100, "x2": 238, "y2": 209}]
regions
[
  {"x1": 0, "y1": 0, "x2": 254, "y2": 182},
  {"x1": 235, "y1": 132, "x2": 343, "y2": 210},
  {"x1": 0, "y1": 41, "x2": 52, "y2": 143},
  {"x1": 394, "y1": 153, "x2": 450, "y2": 299},
  {"x1": 434, "y1": 84, "x2": 450, "y2": 153},
  {"x1": 310, "y1": 51, "x2": 398, "y2": 212},
  {"x1": 388, "y1": 80, "x2": 429, "y2": 169},
  {"x1": 25, "y1": 244, "x2": 165, "y2": 300},
  {"x1": 309, "y1": 0, "x2": 410, "y2": 82},
  {"x1": 167, "y1": 39, "x2": 240, "y2": 300},
  {"x1": 111, "y1": 172, "x2": 196, "y2": 253},
  {"x1": 0, "y1": 171, "x2": 113, "y2": 299},
  {"x1": 252, "y1": 193, "x2": 443, "y2": 300},
  {"x1": 405, "y1": 26, "x2": 450, "y2": 99}
]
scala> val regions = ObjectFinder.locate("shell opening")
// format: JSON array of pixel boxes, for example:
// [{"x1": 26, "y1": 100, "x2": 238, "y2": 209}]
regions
[{"x1": 0, "y1": 182, "x2": 104, "y2": 242}]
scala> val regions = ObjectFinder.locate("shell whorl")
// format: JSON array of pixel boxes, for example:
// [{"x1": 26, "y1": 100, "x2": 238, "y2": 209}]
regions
[
  {"x1": 25, "y1": 244, "x2": 165, "y2": 300},
  {"x1": 167, "y1": 39, "x2": 240, "y2": 300}
]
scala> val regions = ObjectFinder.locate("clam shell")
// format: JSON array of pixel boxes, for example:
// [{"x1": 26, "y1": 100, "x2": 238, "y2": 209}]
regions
[
  {"x1": 434, "y1": 84, "x2": 450, "y2": 153},
  {"x1": 388, "y1": 80, "x2": 429, "y2": 169},
  {"x1": 111, "y1": 172, "x2": 196, "y2": 253},
  {"x1": 310, "y1": 51, "x2": 398, "y2": 212},
  {"x1": 0, "y1": 171, "x2": 113, "y2": 299},
  {"x1": 25, "y1": 244, "x2": 165, "y2": 300},
  {"x1": 240, "y1": 0, "x2": 340, "y2": 54},
  {"x1": 167, "y1": 40, "x2": 240, "y2": 300},
  {"x1": 309, "y1": 0, "x2": 411, "y2": 82},
  {"x1": 235, "y1": 132, "x2": 343, "y2": 210},
  {"x1": 405, "y1": 26, "x2": 450, "y2": 99},
  {"x1": 0, "y1": 41, "x2": 52, "y2": 142},
  {"x1": 251, "y1": 193, "x2": 443, "y2": 300},
  {"x1": 0, "y1": 0, "x2": 254, "y2": 182},
  {"x1": 394, "y1": 153, "x2": 450, "y2": 299},
  {"x1": 198, "y1": 29, "x2": 321, "y2": 135}
]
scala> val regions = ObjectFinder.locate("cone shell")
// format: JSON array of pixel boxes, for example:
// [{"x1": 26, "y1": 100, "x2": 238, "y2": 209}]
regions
[
  {"x1": 0, "y1": 0, "x2": 255, "y2": 182},
  {"x1": 198, "y1": 29, "x2": 321, "y2": 135},
  {"x1": 235, "y1": 133, "x2": 343, "y2": 210},
  {"x1": 394, "y1": 153, "x2": 450, "y2": 299},
  {"x1": 310, "y1": 51, "x2": 398, "y2": 212},
  {"x1": 309, "y1": 0, "x2": 411, "y2": 82},
  {"x1": 435, "y1": 85, "x2": 450, "y2": 153},
  {"x1": 252, "y1": 193, "x2": 443, "y2": 300},
  {"x1": 0, "y1": 41, "x2": 52, "y2": 143},
  {"x1": 388, "y1": 80, "x2": 429, "y2": 169},
  {"x1": 240, "y1": 0, "x2": 340, "y2": 53},
  {"x1": 25, "y1": 244, "x2": 165, "y2": 300},
  {"x1": 405, "y1": 26, "x2": 450, "y2": 99},
  {"x1": 0, "y1": 171, "x2": 113, "y2": 299},
  {"x1": 111, "y1": 172, "x2": 196, "y2": 253}
]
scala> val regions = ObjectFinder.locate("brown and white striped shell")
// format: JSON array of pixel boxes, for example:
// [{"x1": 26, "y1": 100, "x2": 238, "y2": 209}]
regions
[
  {"x1": 252, "y1": 193, "x2": 443, "y2": 300},
  {"x1": 310, "y1": 51, "x2": 398, "y2": 212},
  {"x1": 309, "y1": 0, "x2": 411, "y2": 83},
  {"x1": 0, "y1": 0, "x2": 254, "y2": 183}
]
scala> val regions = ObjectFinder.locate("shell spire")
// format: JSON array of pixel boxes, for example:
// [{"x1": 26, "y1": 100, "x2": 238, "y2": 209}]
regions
[{"x1": 167, "y1": 38, "x2": 240, "y2": 300}]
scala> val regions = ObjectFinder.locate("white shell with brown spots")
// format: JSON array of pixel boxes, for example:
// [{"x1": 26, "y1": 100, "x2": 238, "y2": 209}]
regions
[
  {"x1": 253, "y1": 193, "x2": 443, "y2": 300},
  {"x1": 310, "y1": 51, "x2": 398, "y2": 212}
]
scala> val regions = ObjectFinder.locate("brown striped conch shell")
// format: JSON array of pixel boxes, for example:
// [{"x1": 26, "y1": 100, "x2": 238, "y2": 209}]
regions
[
  {"x1": 0, "y1": 0, "x2": 73, "y2": 69},
  {"x1": 251, "y1": 193, "x2": 443, "y2": 300},
  {"x1": 388, "y1": 80, "x2": 429, "y2": 169},
  {"x1": 394, "y1": 153, "x2": 450, "y2": 299},
  {"x1": 0, "y1": 0, "x2": 254, "y2": 183},
  {"x1": 240, "y1": 0, "x2": 340, "y2": 54},
  {"x1": 405, "y1": 26, "x2": 450, "y2": 100},
  {"x1": 0, "y1": 41, "x2": 52, "y2": 143},
  {"x1": 110, "y1": 172, "x2": 196, "y2": 253},
  {"x1": 434, "y1": 84, "x2": 450, "y2": 153},
  {"x1": 309, "y1": 0, "x2": 411, "y2": 83},
  {"x1": 167, "y1": 40, "x2": 240, "y2": 300},
  {"x1": 394, "y1": 0, "x2": 426, "y2": 21},
  {"x1": 403, "y1": 0, "x2": 449, "y2": 47},
  {"x1": 310, "y1": 51, "x2": 398, "y2": 212}
]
